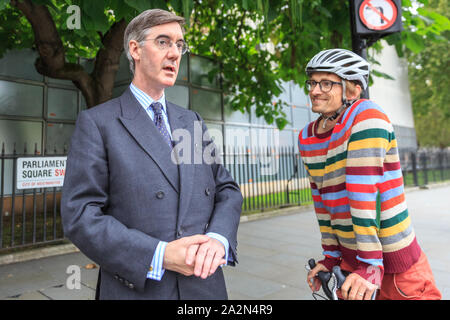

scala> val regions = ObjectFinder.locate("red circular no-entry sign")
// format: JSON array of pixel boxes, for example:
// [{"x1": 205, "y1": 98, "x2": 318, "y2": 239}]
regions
[{"x1": 359, "y1": 0, "x2": 398, "y2": 31}]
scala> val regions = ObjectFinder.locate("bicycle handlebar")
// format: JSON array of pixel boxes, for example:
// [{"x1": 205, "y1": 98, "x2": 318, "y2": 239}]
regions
[
  {"x1": 307, "y1": 258, "x2": 376, "y2": 300},
  {"x1": 308, "y1": 259, "x2": 335, "y2": 299}
]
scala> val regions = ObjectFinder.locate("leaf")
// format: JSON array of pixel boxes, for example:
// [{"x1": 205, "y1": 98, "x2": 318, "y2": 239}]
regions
[
  {"x1": 0, "y1": 0, "x2": 9, "y2": 10},
  {"x1": 124, "y1": 0, "x2": 153, "y2": 12},
  {"x1": 108, "y1": 0, "x2": 134, "y2": 22},
  {"x1": 84, "y1": 263, "x2": 97, "y2": 269},
  {"x1": 264, "y1": 112, "x2": 274, "y2": 124},
  {"x1": 404, "y1": 32, "x2": 425, "y2": 53},
  {"x1": 182, "y1": 0, "x2": 193, "y2": 27},
  {"x1": 402, "y1": 0, "x2": 412, "y2": 6},
  {"x1": 371, "y1": 69, "x2": 395, "y2": 81},
  {"x1": 242, "y1": 0, "x2": 248, "y2": 10},
  {"x1": 417, "y1": 8, "x2": 450, "y2": 31},
  {"x1": 79, "y1": 0, "x2": 111, "y2": 34},
  {"x1": 275, "y1": 117, "x2": 288, "y2": 130}
]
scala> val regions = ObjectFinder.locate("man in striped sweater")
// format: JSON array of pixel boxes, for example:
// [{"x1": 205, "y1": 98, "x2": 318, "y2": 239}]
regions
[{"x1": 299, "y1": 49, "x2": 441, "y2": 300}]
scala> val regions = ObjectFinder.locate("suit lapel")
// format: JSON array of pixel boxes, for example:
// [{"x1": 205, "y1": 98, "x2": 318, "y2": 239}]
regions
[
  {"x1": 118, "y1": 88, "x2": 179, "y2": 193},
  {"x1": 166, "y1": 101, "x2": 196, "y2": 227}
]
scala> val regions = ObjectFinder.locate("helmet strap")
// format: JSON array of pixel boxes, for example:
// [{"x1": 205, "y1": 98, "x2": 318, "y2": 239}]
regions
[
  {"x1": 320, "y1": 80, "x2": 348, "y2": 129},
  {"x1": 321, "y1": 104, "x2": 346, "y2": 129}
]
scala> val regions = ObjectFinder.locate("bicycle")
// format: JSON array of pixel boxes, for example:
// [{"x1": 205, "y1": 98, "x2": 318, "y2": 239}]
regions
[{"x1": 305, "y1": 258, "x2": 377, "y2": 300}]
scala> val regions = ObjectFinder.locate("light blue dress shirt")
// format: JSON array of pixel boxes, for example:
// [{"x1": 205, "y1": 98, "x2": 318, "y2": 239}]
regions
[{"x1": 129, "y1": 83, "x2": 230, "y2": 281}]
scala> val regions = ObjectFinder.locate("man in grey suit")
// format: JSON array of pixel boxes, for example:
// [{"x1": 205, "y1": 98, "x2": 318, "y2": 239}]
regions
[{"x1": 61, "y1": 9, "x2": 243, "y2": 300}]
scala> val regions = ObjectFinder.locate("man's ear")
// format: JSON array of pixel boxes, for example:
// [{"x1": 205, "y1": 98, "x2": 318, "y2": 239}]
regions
[
  {"x1": 129, "y1": 40, "x2": 141, "y2": 61},
  {"x1": 347, "y1": 84, "x2": 362, "y2": 100}
]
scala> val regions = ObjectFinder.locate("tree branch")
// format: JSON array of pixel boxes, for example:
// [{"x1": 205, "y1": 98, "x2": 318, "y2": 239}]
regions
[
  {"x1": 91, "y1": 19, "x2": 127, "y2": 105},
  {"x1": 10, "y1": 0, "x2": 127, "y2": 107},
  {"x1": 10, "y1": 0, "x2": 65, "y2": 71},
  {"x1": 10, "y1": 0, "x2": 95, "y2": 104}
]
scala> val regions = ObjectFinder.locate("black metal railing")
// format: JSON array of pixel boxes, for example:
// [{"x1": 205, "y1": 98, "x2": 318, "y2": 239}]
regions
[
  {"x1": 0, "y1": 143, "x2": 67, "y2": 252},
  {"x1": 223, "y1": 146, "x2": 313, "y2": 213},
  {"x1": 400, "y1": 148, "x2": 450, "y2": 186}
]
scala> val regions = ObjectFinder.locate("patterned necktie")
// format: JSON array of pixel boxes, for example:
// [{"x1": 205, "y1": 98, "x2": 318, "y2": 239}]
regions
[{"x1": 150, "y1": 102, "x2": 172, "y2": 149}]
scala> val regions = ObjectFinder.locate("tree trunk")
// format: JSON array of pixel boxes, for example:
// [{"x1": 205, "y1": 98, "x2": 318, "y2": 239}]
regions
[{"x1": 11, "y1": 0, "x2": 126, "y2": 108}]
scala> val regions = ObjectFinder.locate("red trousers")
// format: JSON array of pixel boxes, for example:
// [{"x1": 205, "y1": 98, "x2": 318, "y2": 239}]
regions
[{"x1": 340, "y1": 251, "x2": 442, "y2": 300}]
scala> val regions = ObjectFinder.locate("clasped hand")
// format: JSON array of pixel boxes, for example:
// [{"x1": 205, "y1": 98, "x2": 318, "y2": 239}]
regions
[{"x1": 163, "y1": 234, "x2": 226, "y2": 279}]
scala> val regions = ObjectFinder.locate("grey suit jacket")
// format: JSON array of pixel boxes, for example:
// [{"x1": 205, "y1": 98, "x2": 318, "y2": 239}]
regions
[{"x1": 61, "y1": 88, "x2": 243, "y2": 299}]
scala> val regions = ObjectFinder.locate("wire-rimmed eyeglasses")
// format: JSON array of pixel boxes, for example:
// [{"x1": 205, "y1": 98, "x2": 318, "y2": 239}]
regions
[
  {"x1": 305, "y1": 80, "x2": 342, "y2": 93},
  {"x1": 145, "y1": 36, "x2": 189, "y2": 55}
]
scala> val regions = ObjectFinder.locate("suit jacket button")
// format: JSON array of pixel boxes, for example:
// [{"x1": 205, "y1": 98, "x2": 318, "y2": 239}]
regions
[
  {"x1": 177, "y1": 229, "x2": 183, "y2": 237},
  {"x1": 156, "y1": 191, "x2": 165, "y2": 199},
  {"x1": 128, "y1": 283, "x2": 134, "y2": 289},
  {"x1": 205, "y1": 187, "x2": 210, "y2": 196}
]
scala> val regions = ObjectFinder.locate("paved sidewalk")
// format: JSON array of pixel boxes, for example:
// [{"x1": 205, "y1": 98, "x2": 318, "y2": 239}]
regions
[{"x1": 1, "y1": 183, "x2": 449, "y2": 300}]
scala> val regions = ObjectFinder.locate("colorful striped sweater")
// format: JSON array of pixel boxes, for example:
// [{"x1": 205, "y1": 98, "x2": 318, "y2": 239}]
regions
[{"x1": 298, "y1": 99, "x2": 421, "y2": 283}]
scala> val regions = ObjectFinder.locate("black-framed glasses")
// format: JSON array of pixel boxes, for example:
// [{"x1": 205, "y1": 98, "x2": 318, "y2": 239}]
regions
[
  {"x1": 145, "y1": 36, "x2": 189, "y2": 55},
  {"x1": 305, "y1": 80, "x2": 342, "y2": 93}
]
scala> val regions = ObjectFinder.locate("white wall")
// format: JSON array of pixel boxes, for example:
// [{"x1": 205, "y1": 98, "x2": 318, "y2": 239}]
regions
[{"x1": 369, "y1": 40, "x2": 415, "y2": 129}]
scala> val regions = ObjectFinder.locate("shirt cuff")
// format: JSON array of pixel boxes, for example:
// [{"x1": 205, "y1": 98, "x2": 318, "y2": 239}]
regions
[
  {"x1": 147, "y1": 241, "x2": 167, "y2": 280},
  {"x1": 206, "y1": 232, "x2": 230, "y2": 266}
]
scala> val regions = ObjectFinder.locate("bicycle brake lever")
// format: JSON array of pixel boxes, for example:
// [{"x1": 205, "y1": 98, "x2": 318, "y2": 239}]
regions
[
  {"x1": 308, "y1": 258, "x2": 316, "y2": 270},
  {"x1": 309, "y1": 259, "x2": 334, "y2": 299},
  {"x1": 332, "y1": 266, "x2": 347, "y2": 288}
]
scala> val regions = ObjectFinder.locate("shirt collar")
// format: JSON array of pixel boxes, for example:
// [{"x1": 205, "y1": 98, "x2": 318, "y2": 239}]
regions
[{"x1": 129, "y1": 82, "x2": 167, "y2": 113}]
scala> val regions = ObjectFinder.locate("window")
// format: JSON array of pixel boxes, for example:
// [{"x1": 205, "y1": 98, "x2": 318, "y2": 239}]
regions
[
  {"x1": 47, "y1": 87, "x2": 78, "y2": 120},
  {"x1": 46, "y1": 123, "x2": 75, "y2": 154},
  {"x1": 278, "y1": 130, "x2": 294, "y2": 147},
  {"x1": 223, "y1": 94, "x2": 249, "y2": 123},
  {"x1": 115, "y1": 53, "x2": 133, "y2": 84},
  {"x1": 191, "y1": 88, "x2": 222, "y2": 121},
  {"x1": 166, "y1": 85, "x2": 189, "y2": 109},
  {"x1": 0, "y1": 119, "x2": 42, "y2": 154},
  {"x1": 291, "y1": 86, "x2": 308, "y2": 107},
  {"x1": 0, "y1": 80, "x2": 43, "y2": 117},
  {"x1": 178, "y1": 55, "x2": 188, "y2": 82},
  {"x1": 292, "y1": 106, "x2": 311, "y2": 130},
  {"x1": 0, "y1": 49, "x2": 43, "y2": 82},
  {"x1": 190, "y1": 55, "x2": 219, "y2": 88}
]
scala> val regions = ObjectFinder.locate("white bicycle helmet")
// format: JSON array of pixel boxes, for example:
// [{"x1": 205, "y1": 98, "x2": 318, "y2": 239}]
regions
[{"x1": 305, "y1": 48, "x2": 370, "y2": 90}]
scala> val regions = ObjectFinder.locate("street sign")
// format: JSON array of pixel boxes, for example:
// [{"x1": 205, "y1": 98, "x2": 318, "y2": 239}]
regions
[
  {"x1": 16, "y1": 156, "x2": 67, "y2": 189},
  {"x1": 359, "y1": 0, "x2": 397, "y2": 31},
  {"x1": 350, "y1": 0, "x2": 402, "y2": 36}
]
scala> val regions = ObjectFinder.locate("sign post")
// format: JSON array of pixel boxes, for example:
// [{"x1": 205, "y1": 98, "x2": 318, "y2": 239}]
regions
[{"x1": 349, "y1": 0, "x2": 403, "y2": 98}]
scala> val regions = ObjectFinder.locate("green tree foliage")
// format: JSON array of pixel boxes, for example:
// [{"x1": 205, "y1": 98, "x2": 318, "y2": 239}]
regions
[
  {"x1": 0, "y1": 0, "x2": 448, "y2": 129},
  {"x1": 404, "y1": 0, "x2": 449, "y2": 148}
]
